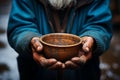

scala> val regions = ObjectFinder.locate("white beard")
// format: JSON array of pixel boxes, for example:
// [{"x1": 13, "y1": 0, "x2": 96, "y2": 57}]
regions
[{"x1": 48, "y1": 0, "x2": 74, "y2": 10}]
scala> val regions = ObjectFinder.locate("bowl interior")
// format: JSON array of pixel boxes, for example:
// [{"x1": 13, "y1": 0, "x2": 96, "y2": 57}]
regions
[{"x1": 40, "y1": 33, "x2": 81, "y2": 47}]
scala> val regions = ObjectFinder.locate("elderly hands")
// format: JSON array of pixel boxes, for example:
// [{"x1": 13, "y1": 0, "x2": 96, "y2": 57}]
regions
[{"x1": 31, "y1": 36, "x2": 95, "y2": 70}]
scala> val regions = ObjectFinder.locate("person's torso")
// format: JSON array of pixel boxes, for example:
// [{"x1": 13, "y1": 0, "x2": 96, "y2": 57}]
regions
[{"x1": 30, "y1": 0, "x2": 92, "y2": 35}]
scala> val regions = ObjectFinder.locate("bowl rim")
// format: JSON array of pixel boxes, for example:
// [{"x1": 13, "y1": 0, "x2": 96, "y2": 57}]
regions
[{"x1": 39, "y1": 33, "x2": 82, "y2": 47}]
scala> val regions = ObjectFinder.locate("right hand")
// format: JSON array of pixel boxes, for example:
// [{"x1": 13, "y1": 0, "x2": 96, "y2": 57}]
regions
[{"x1": 31, "y1": 37, "x2": 65, "y2": 70}]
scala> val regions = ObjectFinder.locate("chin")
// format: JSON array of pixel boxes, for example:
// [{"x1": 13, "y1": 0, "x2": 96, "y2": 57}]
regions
[{"x1": 48, "y1": 0, "x2": 73, "y2": 10}]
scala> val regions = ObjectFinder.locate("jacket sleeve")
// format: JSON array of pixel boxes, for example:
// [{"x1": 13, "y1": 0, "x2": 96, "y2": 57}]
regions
[
  {"x1": 79, "y1": 0, "x2": 113, "y2": 56},
  {"x1": 7, "y1": 0, "x2": 41, "y2": 56}
]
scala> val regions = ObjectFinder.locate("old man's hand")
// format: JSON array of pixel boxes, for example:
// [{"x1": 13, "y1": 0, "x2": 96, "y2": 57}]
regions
[
  {"x1": 31, "y1": 37, "x2": 65, "y2": 70},
  {"x1": 65, "y1": 36, "x2": 94, "y2": 69}
]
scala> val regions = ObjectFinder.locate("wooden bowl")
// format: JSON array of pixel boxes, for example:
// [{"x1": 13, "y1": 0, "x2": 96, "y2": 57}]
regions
[{"x1": 39, "y1": 33, "x2": 82, "y2": 62}]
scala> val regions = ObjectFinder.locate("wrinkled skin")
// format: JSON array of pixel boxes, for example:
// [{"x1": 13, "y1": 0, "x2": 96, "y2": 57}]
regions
[{"x1": 31, "y1": 36, "x2": 94, "y2": 70}]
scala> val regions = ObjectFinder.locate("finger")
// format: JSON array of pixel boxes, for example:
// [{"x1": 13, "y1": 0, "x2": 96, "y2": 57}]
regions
[
  {"x1": 44, "y1": 58, "x2": 57, "y2": 68},
  {"x1": 72, "y1": 51, "x2": 92, "y2": 65},
  {"x1": 71, "y1": 57, "x2": 86, "y2": 65},
  {"x1": 33, "y1": 52, "x2": 57, "y2": 67},
  {"x1": 79, "y1": 52, "x2": 92, "y2": 63},
  {"x1": 31, "y1": 37, "x2": 43, "y2": 52},
  {"x1": 33, "y1": 52, "x2": 45, "y2": 63},
  {"x1": 48, "y1": 61, "x2": 63, "y2": 70},
  {"x1": 65, "y1": 61, "x2": 79, "y2": 69},
  {"x1": 82, "y1": 37, "x2": 94, "y2": 52},
  {"x1": 84, "y1": 52, "x2": 92, "y2": 60},
  {"x1": 79, "y1": 55, "x2": 87, "y2": 64}
]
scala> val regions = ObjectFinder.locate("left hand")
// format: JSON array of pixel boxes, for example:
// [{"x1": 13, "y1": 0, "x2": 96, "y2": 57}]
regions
[{"x1": 64, "y1": 36, "x2": 95, "y2": 69}]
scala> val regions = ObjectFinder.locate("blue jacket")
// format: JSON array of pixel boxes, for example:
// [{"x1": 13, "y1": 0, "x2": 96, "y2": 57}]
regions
[
  {"x1": 7, "y1": 0, "x2": 112, "y2": 80},
  {"x1": 7, "y1": 0, "x2": 112, "y2": 57}
]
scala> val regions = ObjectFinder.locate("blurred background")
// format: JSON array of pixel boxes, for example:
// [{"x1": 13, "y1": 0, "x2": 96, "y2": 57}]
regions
[{"x1": 0, "y1": 0, "x2": 120, "y2": 80}]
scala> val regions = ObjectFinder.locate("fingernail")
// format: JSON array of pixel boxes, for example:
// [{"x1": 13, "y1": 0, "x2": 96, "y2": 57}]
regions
[
  {"x1": 85, "y1": 47, "x2": 89, "y2": 52},
  {"x1": 37, "y1": 46, "x2": 41, "y2": 51}
]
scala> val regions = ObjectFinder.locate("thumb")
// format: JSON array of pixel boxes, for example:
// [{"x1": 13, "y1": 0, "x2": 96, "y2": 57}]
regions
[
  {"x1": 82, "y1": 37, "x2": 94, "y2": 52},
  {"x1": 31, "y1": 37, "x2": 43, "y2": 52}
]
